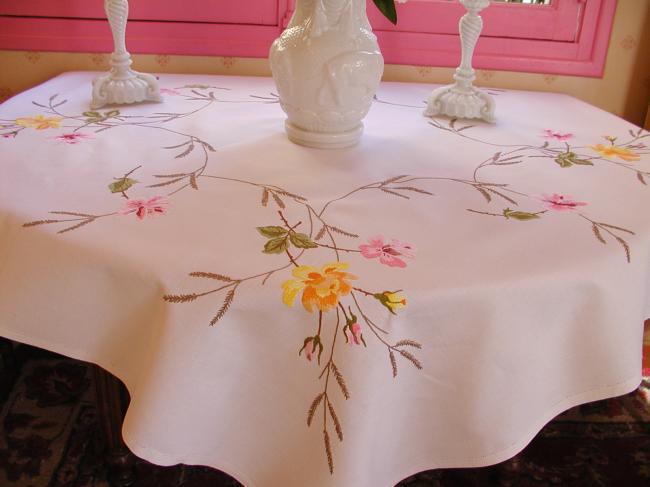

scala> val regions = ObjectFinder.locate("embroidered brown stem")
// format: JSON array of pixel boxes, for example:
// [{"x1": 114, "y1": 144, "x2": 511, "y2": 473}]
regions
[
  {"x1": 350, "y1": 292, "x2": 422, "y2": 378},
  {"x1": 316, "y1": 242, "x2": 360, "y2": 253},
  {"x1": 307, "y1": 309, "x2": 346, "y2": 474}
]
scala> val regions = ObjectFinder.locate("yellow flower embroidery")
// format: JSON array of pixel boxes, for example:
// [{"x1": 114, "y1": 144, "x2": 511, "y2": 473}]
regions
[
  {"x1": 590, "y1": 144, "x2": 640, "y2": 162},
  {"x1": 379, "y1": 291, "x2": 407, "y2": 313},
  {"x1": 15, "y1": 115, "x2": 62, "y2": 130},
  {"x1": 282, "y1": 262, "x2": 357, "y2": 313}
]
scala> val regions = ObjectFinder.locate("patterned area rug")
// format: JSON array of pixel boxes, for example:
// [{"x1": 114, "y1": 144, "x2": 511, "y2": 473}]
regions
[{"x1": 0, "y1": 338, "x2": 649, "y2": 487}]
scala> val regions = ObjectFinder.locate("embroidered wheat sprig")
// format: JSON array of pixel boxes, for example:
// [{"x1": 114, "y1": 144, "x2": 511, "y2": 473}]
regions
[
  {"x1": 398, "y1": 349, "x2": 423, "y2": 370},
  {"x1": 389, "y1": 350, "x2": 398, "y2": 378},
  {"x1": 189, "y1": 272, "x2": 233, "y2": 281},
  {"x1": 210, "y1": 288, "x2": 236, "y2": 325},
  {"x1": 328, "y1": 225, "x2": 358, "y2": 238},
  {"x1": 307, "y1": 393, "x2": 324, "y2": 426},
  {"x1": 395, "y1": 339, "x2": 422, "y2": 349},
  {"x1": 327, "y1": 400, "x2": 343, "y2": 442},
  {"x1": 323, "y1": 430, "x2": 333, "y2": 474},
  {"x1": 272, "y1": 192, "x2": 285, "y2": 209},
  {"x1": 330, "y1": 362, "x2": 350, "y2": 400}
]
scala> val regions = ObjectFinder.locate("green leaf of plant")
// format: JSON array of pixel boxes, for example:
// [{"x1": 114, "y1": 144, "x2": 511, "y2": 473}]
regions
[
  {"x1": 82, "y1": 111, "x2": 101, "y2": 118},
  {"x1": 257, "y1": 226, "x2": 288, "y2": 238},
  {"x1": 105, "y1": 110, "x2": 120, "y2": 117},
  {"x1": 503, "y1": 209, "x2": 541, "y2": 221},
  {"x1": 263, "y1": 237, "x2": 288, "y2": 254},
  {"x1": 108, "y1": 177, "x2": 138, "y2": 193},
  {"x1": 289, "y1": 232, "x2": 318, "y2": 249},
  {"x1": 555, "y1": 151, "x2": 592, "y2": 168},
  {"x1": 372, "y1": 0, "x2": 397, "y2": 24},
  {"x1": 555, "y1": 152, "x2": 575, "y2": 168}
]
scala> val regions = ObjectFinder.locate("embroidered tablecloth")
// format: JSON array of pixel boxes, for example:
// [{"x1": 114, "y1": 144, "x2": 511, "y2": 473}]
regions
[{"x1": 1, "y1": 72, "x2": 649, "y2": 487}]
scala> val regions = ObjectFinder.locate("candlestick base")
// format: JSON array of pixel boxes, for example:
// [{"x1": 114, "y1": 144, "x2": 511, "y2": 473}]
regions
[
  {"x1": 424, "y1": 82, "x2": 495, "y2": 123},
  {"x1": 425, "y1": 0, "x2": 495, "y2": 123},
  {"x1": 91, "y1": 62, "x2": 161, "y2": 109}
]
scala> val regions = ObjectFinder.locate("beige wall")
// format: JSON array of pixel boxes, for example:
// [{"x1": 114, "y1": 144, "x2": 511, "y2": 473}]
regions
[{"x1": 1, "y1": 0, "x2": 649, "y2": 126}]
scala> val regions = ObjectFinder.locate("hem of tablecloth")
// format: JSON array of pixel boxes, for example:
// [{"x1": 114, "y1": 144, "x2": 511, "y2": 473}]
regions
[
  {"x1": 0, "y1": 327, "x2": 642, "y2": 487},
  {"x1": 0, "y1": 327, "x2": 258, "y2": 487},
  {"x1": 385, "y1": 374, "x2": 642, "y2": 487}
]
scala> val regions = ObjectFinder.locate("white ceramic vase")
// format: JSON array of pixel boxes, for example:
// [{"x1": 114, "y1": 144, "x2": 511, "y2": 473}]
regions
[{"x1": 269, "y1": 0, "x2": 384, "y2": 149}]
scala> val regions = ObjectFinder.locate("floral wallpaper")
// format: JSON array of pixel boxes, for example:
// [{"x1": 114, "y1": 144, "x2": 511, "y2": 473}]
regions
[{"x1": 0, "y1": 0, "x2": 648, "y2": 127}]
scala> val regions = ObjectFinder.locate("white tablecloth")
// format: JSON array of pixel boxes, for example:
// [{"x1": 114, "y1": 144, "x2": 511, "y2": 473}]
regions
[{"x1": 1, "y1": 72, "x2": 649, "y2": 487}]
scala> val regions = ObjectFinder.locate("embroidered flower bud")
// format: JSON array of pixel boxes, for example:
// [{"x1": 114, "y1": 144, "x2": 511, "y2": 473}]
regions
[
  {"x1": 342, "y1": 308, "x2": 366, "y2": 347},
  {"x1": 299, "y1": 335, "x2": 324, "y2": 364},
  {"x1": 374, "y1": 291, "x2": 407, "y2": 315}
]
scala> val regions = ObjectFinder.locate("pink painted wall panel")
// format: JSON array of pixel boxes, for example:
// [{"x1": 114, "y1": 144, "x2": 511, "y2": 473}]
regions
[
  {"x1": 369, "y1": 0, "x2": 582, "y2": 42},
  {"x1": 0, "y1": 0, "x2": 617, "y2": 78},
  {"x1": 0, "y1": 0, "x2": 278, "y2": 25},
  {"x1": 0, "y1": 17, "x2": 279, "y2": 57}
]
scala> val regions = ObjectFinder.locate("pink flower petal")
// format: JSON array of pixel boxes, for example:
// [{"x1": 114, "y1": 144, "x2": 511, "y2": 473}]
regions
[{"x1": 379, "y1": 253, "x2": 407, "y2": 268}]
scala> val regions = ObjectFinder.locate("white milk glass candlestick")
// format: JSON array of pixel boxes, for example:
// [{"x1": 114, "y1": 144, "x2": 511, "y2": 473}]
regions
[
  {"x1": 91, "y1": 0, "x2": 161, "y2": 109},
  {"x1": 424, "y1": 0, "x2": 495, "y2": 123}
]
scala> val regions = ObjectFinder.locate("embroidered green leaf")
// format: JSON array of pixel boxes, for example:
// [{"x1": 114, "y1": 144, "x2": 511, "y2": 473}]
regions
[
  {"x1": 503, "y1": 208, "x2": 541, "y2": 221},
  {"x1": 555, "y1": 152, "x2": 574, "y2": 168},
  {"x1": 108, "y1": 177, "x2": 138, "y2": 194},
  {"x1": 104, "y1": 110, "x2": 120, "y2": 117},
  {"x1": 289, "y1": 232, "x2": 318, "y2": 249},
  {"x1": 555, "y1": 151, "x2": 592, "y2": 168},
  {"x1": 257, "y1": 226, "x2": 288, "y2": 238},
  {"x1": 83, "y1": 110, "x2": 105, "y2": 123},
  {"x1": 263, "y1": 237, "x2": 288, "y2": 254}
]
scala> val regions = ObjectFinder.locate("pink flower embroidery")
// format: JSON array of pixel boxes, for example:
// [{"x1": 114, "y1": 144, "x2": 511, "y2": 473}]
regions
[
  {"x1": 2, "y1": 131, "x2": 17, "y2": 138},
  {"x1": 160, "y1": 88, "x2": 181, "y2": 96},
  {"x1": 121, "y1": 196, "x2": 168, "y2": 220},
  {"x1": 304, "y1": 340, "x2": 315, "y2": 362},
  {"x1": 540, "y1": 193, "x2": 587, "y2": 211},
  {"x1": 349, "y1": 322, "x2": 363, "y2": 346},
  {"x1": 359, "y1": 235, "x2": 415, "y2": 268},
  {"x1": 542, "y1": 129, "x2": 573, "y2": 141},
  {"x1": 54, "y1": 133, "x2": 90, "y2": 144}
]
